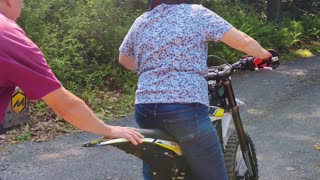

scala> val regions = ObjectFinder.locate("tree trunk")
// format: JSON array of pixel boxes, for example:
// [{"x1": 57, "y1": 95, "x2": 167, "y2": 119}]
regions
[{"x1": 267, "y1": 0, "x2": 281, "y2": 22}]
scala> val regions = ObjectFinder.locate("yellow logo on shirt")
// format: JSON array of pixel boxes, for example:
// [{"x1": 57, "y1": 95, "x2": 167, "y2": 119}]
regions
[{"x1": 10, "y1": 90, "x2": 27, "y2": 113}]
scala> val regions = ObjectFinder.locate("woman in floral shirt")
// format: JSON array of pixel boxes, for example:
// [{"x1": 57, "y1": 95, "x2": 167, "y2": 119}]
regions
[{"x1": 119, "y1": 0, "x2": 275, "y2": 179}]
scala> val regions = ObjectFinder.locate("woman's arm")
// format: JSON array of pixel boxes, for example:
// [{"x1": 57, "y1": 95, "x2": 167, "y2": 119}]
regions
[
  {"x1": 220, "y1": 27, "x2": 270, "y2": 59},
  {"x1": 119, "y1": 54, "x2": 137, "y2": 71}
]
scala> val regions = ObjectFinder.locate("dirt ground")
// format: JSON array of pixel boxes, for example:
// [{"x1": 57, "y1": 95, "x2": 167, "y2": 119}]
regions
[{"x1": 1, "y1": 56, "x2": 320, "y2": 180}]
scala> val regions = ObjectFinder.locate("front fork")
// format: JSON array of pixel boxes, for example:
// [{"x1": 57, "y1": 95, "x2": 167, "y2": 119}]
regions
[{"x1": 224, "y1": 80, "x2": 258, "y2": 178}]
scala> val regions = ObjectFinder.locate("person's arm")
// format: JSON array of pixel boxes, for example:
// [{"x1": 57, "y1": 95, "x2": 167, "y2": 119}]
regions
[
  {"x1": 1, "y1": 19, "x2": 143, "y2": 145},
  {"x1": 118, "y1": 19, "x2": 138, "y2": 71},
  {"x1": 119, "y1": 54, "x2": 137, "y2": 71},
  {"x1": 220, "y1": 27, "x2": 270, "y2": 59},
  {"x1": 42, "y1": 87, "x2": 143, "y2": 145}
]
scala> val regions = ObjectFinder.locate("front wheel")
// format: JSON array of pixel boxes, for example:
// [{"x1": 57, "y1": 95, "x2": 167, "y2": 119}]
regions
[{"x1": 224, "y1": 131, "x2": 258, "y2": 180}]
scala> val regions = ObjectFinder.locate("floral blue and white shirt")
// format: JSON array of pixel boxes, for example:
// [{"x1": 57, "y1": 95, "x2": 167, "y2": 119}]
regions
[{"x1": 119, "y1": 3, "x2": 232, "y2": 106}]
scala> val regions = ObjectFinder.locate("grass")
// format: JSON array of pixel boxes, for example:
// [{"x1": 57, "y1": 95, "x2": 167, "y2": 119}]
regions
[
  {"x1": 85, "y1": 91, "x2": 135, "y2": 121},
  {"x1": 15, "y1": 131, "x2": 33, "y2": 142},
  {"x1": 280, "y1": 41, "x2": 320, "y2": 60},
  {"x1": 308, "y1": 41, "x2": 320, "y2": 55}
]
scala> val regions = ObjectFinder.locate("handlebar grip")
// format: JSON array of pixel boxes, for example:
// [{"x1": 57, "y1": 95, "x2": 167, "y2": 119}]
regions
[
  {"x1": 206, "y1": 64, "x2": 234, "y2": 80},
  {"x1": 205, "y1": 72, "x2": 218, "y2": 80}
]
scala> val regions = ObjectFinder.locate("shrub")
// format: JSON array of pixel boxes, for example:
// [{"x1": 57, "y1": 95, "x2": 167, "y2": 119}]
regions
[{"x1": 18, "y1": 0, "x2": 320, "y2": 115}]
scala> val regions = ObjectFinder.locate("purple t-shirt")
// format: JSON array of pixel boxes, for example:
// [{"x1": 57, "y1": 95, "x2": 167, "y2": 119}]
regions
[{"x1": 0, "y1": 13, "x2": 61, "y2": 123}]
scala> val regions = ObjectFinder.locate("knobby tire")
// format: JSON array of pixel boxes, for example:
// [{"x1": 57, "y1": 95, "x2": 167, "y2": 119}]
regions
[{"x1": 224, "y1": 131, "x2": 258, "y2": 180}]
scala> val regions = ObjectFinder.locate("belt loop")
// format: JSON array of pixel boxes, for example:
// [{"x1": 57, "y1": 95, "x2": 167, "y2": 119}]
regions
[
  {"x1": 195, "y1": 103, "x2": 198, "y2": 119},
  {"x1": 154, "y1": 104, "x2": 158, "y2": 117}
]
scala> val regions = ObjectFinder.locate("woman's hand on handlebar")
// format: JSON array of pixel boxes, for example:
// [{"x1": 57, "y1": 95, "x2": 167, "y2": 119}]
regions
[{"x1": 237, "y1": 49, "x2": 280, "y2": 71}]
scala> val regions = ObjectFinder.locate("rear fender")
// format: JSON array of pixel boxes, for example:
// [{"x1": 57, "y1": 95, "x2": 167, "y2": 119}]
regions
[
  {"x1": 83, "y1": 137, "x2": 187, "y2": 179},
  {"x1": 83, "y1": 137, "x2": 183, "y2": 157}
]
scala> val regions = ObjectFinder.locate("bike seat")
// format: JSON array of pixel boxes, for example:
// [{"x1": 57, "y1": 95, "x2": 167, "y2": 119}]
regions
[{"x1": 139, "y1": 129, "x2": 176, "y2": 141}]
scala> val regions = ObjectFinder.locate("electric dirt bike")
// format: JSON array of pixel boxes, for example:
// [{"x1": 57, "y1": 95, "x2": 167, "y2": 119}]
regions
[{"x1": 83, "y1": 54, "x2": 280, "y2": 180}]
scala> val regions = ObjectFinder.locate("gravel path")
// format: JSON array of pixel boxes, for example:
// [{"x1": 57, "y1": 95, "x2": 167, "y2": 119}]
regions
[{"x1": 1, "y1": 56, "x2": 319, "y2": 180}]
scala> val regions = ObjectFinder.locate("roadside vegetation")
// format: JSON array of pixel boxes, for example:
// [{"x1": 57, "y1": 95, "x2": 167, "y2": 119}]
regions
[{"x1": 1, "y1": 0, "x2": 319, "y2": 146}]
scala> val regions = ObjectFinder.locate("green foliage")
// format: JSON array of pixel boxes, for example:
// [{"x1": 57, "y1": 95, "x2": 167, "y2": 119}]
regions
[
  {"x1": 278, "y1": 20, "x2": 304, "y2": 48},
  {"x1": 17, "y1": 0, "x2": 320, "y2": 118},
  {"x1": 21, "y1": 0, "x2": 143, "y2": 94},
  {"x1": 33, "y1": 101, "x2": 48, "y2": 112},
  {"x1": 282, "y1": 0, "x2": 320, "y2": 18},
  {"x1": 300, "y1": 16, "x2": 320, "y2": 41},
  {"x1": 209, "y1": 1, "x2": 320, "y2": 61},
  {"x1": 16, "y1": 131, "x2": 32, "y2": 142}
]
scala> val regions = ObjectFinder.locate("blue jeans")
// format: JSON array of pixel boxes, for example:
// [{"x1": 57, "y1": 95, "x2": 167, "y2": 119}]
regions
[{"x1": 135, "y1": 103, "x2": 227, "y2": 180}]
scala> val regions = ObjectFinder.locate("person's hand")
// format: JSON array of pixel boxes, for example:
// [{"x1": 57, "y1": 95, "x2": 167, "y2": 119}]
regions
[
  {"x1": 108, "y1": 126, "x2": 144, "y2": 145},
  {"x1": 237, "y1": 49, "x2": 280, "y2": 71},
  {"x1": 253, "y1": 49, "x2": 280, "y2": 70}
]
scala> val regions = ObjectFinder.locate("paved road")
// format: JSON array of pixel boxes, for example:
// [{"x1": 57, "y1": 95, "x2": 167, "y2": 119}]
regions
[{"x1": 1, "y1": 57, "x2": 320, "y2": 180}]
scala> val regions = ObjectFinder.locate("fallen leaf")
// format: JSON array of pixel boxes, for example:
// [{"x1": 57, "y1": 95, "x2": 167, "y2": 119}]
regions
[
  {"x1": 286, "y1": 167, "x2": 295, "y2": 171},
  {"x1": 314, "y1": 143, "x2": 320, "y2": 151},
  {"x1": 0, "y1": 134, "x2": 5, "y2": 140},
  {"x1": 24, "y1": 124, "x2": 30, "y2": 131},
  {"x1": 247, "y1": 109, "x2": 264, "y2": 115},
  {"x1": 36, "y1": 149, "x2": 43, "y2": 155}
]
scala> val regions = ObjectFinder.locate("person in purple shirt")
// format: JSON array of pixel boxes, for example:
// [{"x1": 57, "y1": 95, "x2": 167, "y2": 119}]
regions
[
  {"x1": 119, "y1": 0, "x2": 279, "y2": 179},
  {"x1": 0, "y1": 0, "x2": 143, "y2": 145}
]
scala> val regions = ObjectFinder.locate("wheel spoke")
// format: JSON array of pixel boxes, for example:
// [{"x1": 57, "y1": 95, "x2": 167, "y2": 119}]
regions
[{"x1": 235, "y1": 146, "x2": 248, "y2": 177}]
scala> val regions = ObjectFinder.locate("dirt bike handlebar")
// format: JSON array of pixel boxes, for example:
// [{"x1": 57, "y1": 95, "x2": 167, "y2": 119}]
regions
[
  {"x1": 206, "y1": 61, "x2": 242, "y2": 81},
  {"x1": 206, "y1": 51, "x2": 280, "y2": 81}
]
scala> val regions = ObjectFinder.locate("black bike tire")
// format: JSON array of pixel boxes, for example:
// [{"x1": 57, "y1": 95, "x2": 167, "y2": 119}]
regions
[{"x1": 224, "y1": 131, "x2": 258, "y2": 180}]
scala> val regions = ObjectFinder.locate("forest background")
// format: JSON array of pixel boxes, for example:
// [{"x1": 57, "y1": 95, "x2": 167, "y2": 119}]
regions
[{"x1": 3, "y1": 0, "x2": 320, "y2": 143}]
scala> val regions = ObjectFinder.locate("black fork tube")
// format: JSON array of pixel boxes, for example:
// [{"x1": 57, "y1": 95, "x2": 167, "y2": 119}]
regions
[
  {"x1": 224, "y1": 79, "x2": 258, "y2": 178},
  {"x1": 224, "y1": 80, "x2": 248, "y2": 151}
]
